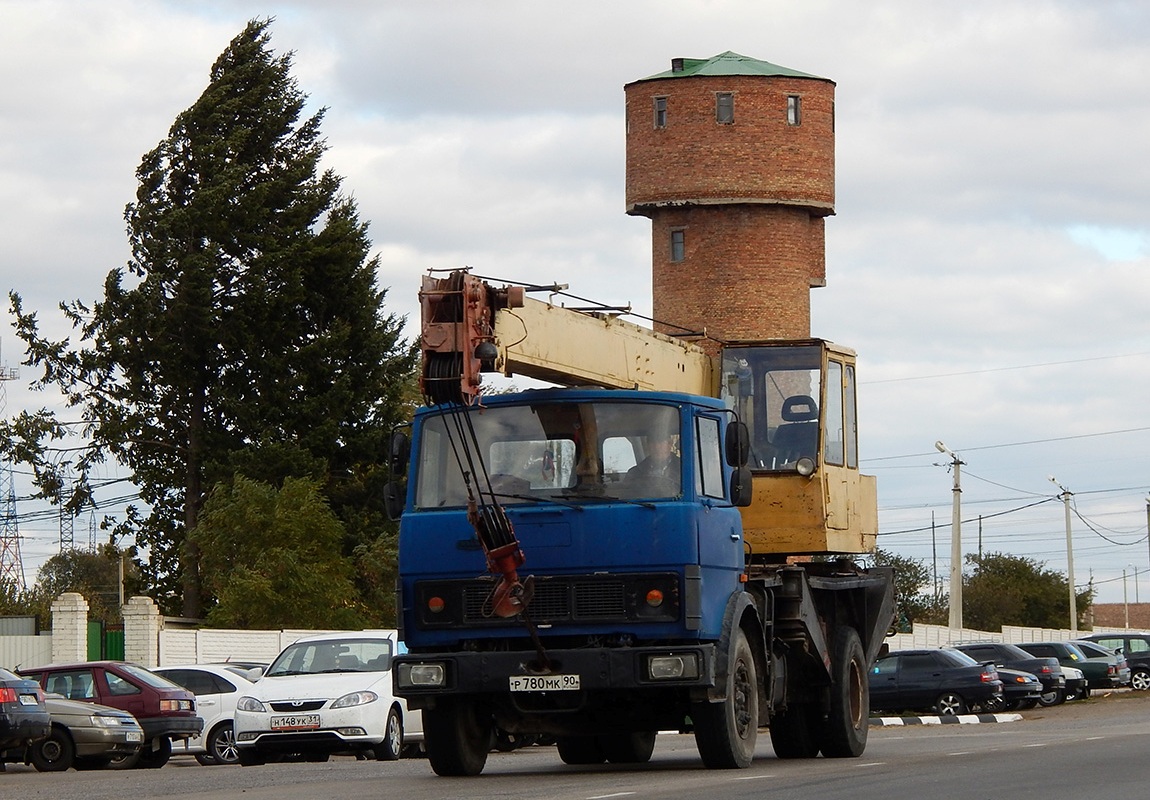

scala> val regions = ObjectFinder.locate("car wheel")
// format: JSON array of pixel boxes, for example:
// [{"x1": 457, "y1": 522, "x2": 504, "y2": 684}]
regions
[
  {"x1": 373, "y1": 707, "x2": 403, "y2": 761},
  {"x1": 1131, "y1": 669, "x2": 1150, "y2": 691},
  {"x1": 934, "y1": 692, "x2": 966, "y2": 716},
  {"x1": 206, "y1": 721, "x2": 239, "y2": 765},
  {"x1": 138, "y1": 735, "x2": 173, "y2": 769},
  {"x1": 1036, "y1": 689, "x2": 1065, "y2": 707},
  {"x1": 982, "y1": 694, "x2": 1005, "y2": 713},
  {"x1": 30, "y1": 726, "x2": 75, "y2": 772},
  {"x1": 1016, "y1": 699, "x2": 1039, "y2": 710}
]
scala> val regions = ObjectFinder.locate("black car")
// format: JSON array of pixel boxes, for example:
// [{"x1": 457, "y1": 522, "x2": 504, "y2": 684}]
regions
[
  {"x1": 0, "y1": 667, "x2": 50, "y2": 752},
  {"x1": 1017, "y1": 641, "x2": 1118, "y2": 691},
  {"x1": 992, "y1": 667, "x2": 1043, "y2": 711},
  {"x1": 870, "y1": 649, "x2": 1003, "y2": 716},
  {"x1": 950, "y1": 642, "x2": 1065, "y2": 705},
  {"x1": 1077, "y1": 633, "x2": 1149, "y2": 689}
]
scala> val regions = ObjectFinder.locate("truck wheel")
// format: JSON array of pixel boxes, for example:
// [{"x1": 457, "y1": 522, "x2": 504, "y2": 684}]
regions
[
  {"x1": 692, "y1": 626, "x2": 758, "y2": 769},
  {"x1": 424, "y1": 697, "x2": 491, "y2": 776},
  {"x1": 819, "y1": 626, "x2": 868, "y2": 758},
  {"x1": 557, "y1": 736, "x2": 606, "y2": 764},
  {"x1": 768, "y1": 703, "x2": 821, "y2": 759},
  {"x1": 30, "y1": 725, "x2": 75, "y2": 772},
  {"x1": 599, "y1": 731, "x2": 656, "y2": 764}
]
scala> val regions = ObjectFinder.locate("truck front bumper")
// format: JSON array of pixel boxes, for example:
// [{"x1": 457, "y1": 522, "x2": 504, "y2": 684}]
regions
[{"x1": 394, "y1": 644, "x2": 717, "y2": 703}]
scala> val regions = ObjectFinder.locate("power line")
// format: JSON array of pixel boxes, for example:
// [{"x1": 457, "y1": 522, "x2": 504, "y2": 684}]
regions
[{"x1": 862, "y1": 351, "x2": 1150, "y2": 385}]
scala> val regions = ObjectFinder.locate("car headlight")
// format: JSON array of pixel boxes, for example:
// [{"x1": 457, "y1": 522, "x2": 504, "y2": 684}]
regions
[
  {"x1": 89, "y1": 714, "x2": 123, "y2": 727},
  {"x1": 236, "y1": 696, "x2": 267, "y2": 713},
  {"x1": 332, "y1": 690, "x2": 378, "y2": 709}
]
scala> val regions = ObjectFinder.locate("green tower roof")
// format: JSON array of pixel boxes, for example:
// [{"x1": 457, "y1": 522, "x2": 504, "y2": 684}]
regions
[{"x1": 630, "y1": 51, "x2": 830, "y2": 84}]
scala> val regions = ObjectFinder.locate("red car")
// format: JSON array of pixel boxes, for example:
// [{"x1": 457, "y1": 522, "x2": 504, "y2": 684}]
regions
[{"x1": 18, "y1": 661, "x2": 202, "y2": 769}]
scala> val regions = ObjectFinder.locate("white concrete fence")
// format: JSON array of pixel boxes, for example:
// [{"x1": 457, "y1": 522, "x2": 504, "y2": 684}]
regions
[{"x1": 0, "y1": 592, "x2": 1139, "y2": 670}]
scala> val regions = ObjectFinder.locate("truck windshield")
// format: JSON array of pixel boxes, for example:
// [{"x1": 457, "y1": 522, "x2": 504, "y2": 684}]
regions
[{"x1": 414, "y1": 401, "x2": 683, "y2": 507}]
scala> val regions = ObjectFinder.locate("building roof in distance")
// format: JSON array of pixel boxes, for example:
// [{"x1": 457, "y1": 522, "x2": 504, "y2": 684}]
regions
[{"x1": 628, "y1": 51, "x2": 830, "y2": 85}]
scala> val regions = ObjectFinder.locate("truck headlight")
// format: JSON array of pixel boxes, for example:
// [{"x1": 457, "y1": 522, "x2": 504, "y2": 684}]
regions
[
  {"x1": 647, "y1": 653, "x2": 699, "y2": 680},
  {"x1": 397, "y1": 662, "x2": 446, "y2": 688}
]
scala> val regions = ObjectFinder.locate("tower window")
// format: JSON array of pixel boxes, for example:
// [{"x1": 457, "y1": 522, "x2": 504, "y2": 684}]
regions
[
  {"x1": 670, "y1": 229, "x2": 685, "y2": 262},
  {"x1": 787, "y1": 95, "x2": 802, "y2": 126},
  {"x1": 716, "y1": 92, "x2": 734, "y2": 124},
  {"x1": 654, "y1": 96, "x2": 667, "y2": 129}
]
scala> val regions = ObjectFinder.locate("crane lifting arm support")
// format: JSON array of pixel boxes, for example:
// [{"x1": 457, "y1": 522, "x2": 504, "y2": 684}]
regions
[{"x1": 493, "y1": 298, "x2": 716, "y2": 394}]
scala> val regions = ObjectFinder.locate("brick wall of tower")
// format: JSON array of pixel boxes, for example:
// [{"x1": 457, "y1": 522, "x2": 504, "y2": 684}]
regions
[
  {"x1": 625, "y1": 74, "x2": 835, "y2": 212},
  {"x1": 650, "y1": 205, "x2": 822, "y2": 342}
]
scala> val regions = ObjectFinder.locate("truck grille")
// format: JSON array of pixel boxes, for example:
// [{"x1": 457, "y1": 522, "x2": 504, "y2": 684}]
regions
[{"x1": 416, "y1": 573, "x2": 679, "y2": 628}]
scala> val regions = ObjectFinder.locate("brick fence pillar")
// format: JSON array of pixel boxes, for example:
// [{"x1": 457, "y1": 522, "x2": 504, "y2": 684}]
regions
[
  {"x1": 50, "y1": 592, "x2": 89, "y2": 663},
  {"x1": 122, "y1": 595, "x2": 162, "y2": 667}
]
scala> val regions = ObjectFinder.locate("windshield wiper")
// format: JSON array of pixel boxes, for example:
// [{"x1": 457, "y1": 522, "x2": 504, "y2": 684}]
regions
[{"x1": 551, "y1": 492, "x2": 656, "y2": 510}]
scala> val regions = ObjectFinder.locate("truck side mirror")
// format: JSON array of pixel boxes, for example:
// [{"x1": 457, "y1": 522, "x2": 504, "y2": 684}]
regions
[
  {"x1": 725, "y1": 421, "x2": 750, "y2": 467},
  {"x1": 389, "y1": 430, "x2": 411, "y2": 477},
  {"x1": 729, "y1": 465, "x2": 753, "y2": 507},
  {"x1": 383, "y1": 481, "x2": 406, "y2": 522}
]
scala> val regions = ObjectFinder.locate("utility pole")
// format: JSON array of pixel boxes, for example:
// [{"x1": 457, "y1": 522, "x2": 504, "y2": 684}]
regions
[
  {"x1": 936, "y1": 441, "x2": 963, "y2": 633},
  {"x1": 0, "y1": 347, "x2": 24, "y2": 592},
  {"x1": 1050, "y1": 476, "x2": 1077, "y2": 634}
]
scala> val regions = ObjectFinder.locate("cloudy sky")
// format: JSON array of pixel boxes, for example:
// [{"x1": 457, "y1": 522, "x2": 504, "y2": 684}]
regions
[{"x1": 2, "y1": 1, "x2": 1149, "y2": 610}]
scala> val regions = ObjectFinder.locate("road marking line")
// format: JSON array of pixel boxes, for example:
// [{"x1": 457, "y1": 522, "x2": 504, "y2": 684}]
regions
[{"x1": 588, "y1": 794, "x2": 637, "y2": 799}]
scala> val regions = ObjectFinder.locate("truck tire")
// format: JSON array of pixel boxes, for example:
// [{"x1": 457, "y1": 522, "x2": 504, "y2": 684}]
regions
[
  {"x1": 599, "y1": 731, "x2": 656, "y2": 764},
  {"x1": 819, "y1": 626, "x2": 869, "y2": 758},
  {"x1": 424, "y1": 697, "x2": 491, "y2": 776},
  {"x1": 768, "y1": 703, "x2": 821, "y2": 759},
  {"x1": 557, "y1": 736, "x2": 606, "y2": 765},
  {"x1": 692, "y1": 626, "x2": 758, "y2": 769}
]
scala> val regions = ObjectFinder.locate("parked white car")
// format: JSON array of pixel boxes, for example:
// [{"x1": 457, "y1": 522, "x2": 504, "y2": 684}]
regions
[
  {"x1": 154, "y1": 663, "x2": 262, "y2": 765},
  {"x1": 233, "y1": 631, "x2": 422, "y2": 765}
]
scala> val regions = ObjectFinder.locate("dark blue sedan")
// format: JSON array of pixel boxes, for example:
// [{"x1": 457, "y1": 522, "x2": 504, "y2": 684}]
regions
[{"x1": 870, "y1": 649, "x2": 1003, "y2": 716}]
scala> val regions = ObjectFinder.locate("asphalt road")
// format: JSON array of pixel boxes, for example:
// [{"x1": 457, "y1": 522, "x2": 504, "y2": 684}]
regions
[{"x1": 5, "y1": 691, "x2": 1147, "y2": 800}]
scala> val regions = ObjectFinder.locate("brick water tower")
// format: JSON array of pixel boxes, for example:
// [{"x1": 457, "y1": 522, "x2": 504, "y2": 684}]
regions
[{"x1": 624, "y1": 52, "x2": 835, "y2": 346}]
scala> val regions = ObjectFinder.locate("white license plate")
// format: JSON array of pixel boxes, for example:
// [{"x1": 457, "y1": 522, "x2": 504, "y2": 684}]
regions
[
  {"x1": 270, "y1": 714, "x2": 321, "y2": 730},
  {"x1": 509, "y1": 674, "x2": 580, "y2": 692},
  {"x1": 126, "y1": 731, "x2": 143, "y2": 743},
  {"x1": 18, "y1": 694, "x2": 39, "y2": 706}
]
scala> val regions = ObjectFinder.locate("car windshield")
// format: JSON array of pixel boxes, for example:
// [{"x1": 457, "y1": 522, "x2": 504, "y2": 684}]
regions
[{"x1": 266, "y1": 638, "x2": 394, "y2": 677}]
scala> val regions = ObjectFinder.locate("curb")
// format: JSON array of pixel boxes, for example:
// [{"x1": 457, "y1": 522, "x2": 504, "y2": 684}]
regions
[{"x1": 870, "y1": 713, "x2": 1023, "y2": 726}]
